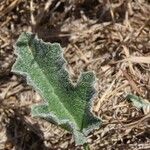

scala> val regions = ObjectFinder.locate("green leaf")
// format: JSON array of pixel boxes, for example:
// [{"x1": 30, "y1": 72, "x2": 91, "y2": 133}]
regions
[
  {"x1": 126, "y1": 94, "x2": 150, "y2": 114},
  {"x1": 12, "y1": 32, "x2": 102, "y2": 145}
]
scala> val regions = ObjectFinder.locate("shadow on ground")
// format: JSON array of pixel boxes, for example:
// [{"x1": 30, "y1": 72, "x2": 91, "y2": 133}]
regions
[{"x1": 5, "y1": 112, "x2": 49, "y2": 150}]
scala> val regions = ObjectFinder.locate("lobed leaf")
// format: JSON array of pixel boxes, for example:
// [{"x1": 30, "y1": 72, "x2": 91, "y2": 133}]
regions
[{"x1": 12, "y1": 32, "x2": 102, "y2": 145}]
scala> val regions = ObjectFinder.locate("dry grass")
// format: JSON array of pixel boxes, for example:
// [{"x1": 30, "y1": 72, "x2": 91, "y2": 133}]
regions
[{"x1": 0, "y1": 0, "x2": 150, "y2": 149}]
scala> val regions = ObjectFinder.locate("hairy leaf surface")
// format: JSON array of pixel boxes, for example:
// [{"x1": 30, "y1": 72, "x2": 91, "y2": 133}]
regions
[{"x1": 12, "y1": 32, "x2": 102, "y2": 145}]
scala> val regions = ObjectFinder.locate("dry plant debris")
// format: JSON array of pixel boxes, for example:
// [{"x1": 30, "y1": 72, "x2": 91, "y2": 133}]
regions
[{"x1": 0, "y1": 0, "x2": 150, "y2": 149}]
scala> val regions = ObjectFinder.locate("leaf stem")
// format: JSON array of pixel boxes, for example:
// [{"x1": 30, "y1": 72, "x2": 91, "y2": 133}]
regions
[{"x1": 83, "y1": 143, "x2": 90, "y2": 150}]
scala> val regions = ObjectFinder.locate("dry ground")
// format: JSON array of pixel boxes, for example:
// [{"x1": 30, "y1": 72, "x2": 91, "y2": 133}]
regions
[{"x1": 0, "y1": 0, "x2": 150, "y2": 149}]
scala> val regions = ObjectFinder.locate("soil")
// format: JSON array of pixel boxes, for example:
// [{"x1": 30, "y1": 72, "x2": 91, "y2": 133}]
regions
[{"x1": 0, "y1": 0, "x2": 150, "y2": 150}]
